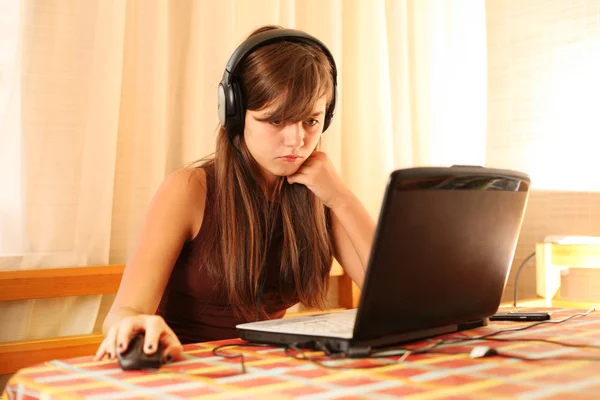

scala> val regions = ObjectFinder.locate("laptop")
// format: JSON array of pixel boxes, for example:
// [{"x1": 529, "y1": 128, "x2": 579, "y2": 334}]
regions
[{"x1": 237, "y1": 165, "x2": 530, "y2": 354}]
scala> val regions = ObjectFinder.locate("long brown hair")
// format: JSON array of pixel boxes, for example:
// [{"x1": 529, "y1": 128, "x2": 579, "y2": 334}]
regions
[{"x1": 197, "y1": 26, "x2": 336, "y2": 320}]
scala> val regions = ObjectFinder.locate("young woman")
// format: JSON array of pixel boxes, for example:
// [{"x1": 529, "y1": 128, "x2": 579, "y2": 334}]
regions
[{"x1": 95, "y1": 25, "x2": 375, "y2": 362}]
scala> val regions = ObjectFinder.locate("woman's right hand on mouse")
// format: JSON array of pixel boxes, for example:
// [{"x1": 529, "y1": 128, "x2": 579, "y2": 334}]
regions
[{"x1": 93, "y1": 314, "x2": 183, "y2": 363}]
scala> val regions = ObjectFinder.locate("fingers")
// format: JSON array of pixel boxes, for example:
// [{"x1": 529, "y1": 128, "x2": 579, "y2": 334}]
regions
[
  {"x1": 116, "y1": 316, "x2": 146, "y2": 354},
  {"x1": 287, "y1": 170, "x2": 310, "y2": 185},
  {"x1": 104, "y1": 325, "x2": 119, "y2": 360},
  {"x1": 160, "y1": 327, "x2": 184, "y2": 362},
  {"x1": 94, "y1": 323, "x2": 119, "y2": 361},
  {"x1": 94, "y1": 315, "x2": 184, "y2": 364},
  {"x1": 142, "y1": 316, "x2": 164, "y2": 355},
  {"x1": 287, "y1": 164, "x2": 310, "y2": 184},
  {"x1": 292, "y1": 167, "x2": 309, "y2": 175},
  {"x1": 93, "y1": 339, "x2": 107, "y2": 361}
]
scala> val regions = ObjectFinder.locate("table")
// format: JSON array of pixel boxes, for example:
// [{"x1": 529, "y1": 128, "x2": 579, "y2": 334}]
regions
[{"x1": 5, "y1": 307, "x2": 600, "y2": 399}]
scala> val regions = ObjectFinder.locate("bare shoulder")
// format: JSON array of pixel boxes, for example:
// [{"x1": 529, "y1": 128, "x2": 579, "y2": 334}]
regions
[
  {"x1": 165, "y1": 167, "x2": 207, "y2": 196},
  {"x1": 155, "y1": 167, "x2": 208, "y2": 241},
  {"x1": 105, "y1": 167, "x2": 209, "y2": 320}
]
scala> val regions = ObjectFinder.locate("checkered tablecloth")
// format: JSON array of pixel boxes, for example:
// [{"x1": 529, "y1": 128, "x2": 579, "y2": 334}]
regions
[{"x1": 5, "y1": 308, "x2": 600, "y2": 399}]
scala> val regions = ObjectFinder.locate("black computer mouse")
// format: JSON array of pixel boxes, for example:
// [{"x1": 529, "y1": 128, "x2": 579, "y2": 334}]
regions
[{"x1": 117, "y1": 333, "x2": 164, "y2": 370}]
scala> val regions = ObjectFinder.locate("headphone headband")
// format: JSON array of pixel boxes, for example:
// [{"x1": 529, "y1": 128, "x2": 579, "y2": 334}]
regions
[
  {"x1": 218, "y1": 28, "x2": 338, "y2": 136},
  {"x1": 223, "y1": 29, "x2": 338, "y2": 86}
]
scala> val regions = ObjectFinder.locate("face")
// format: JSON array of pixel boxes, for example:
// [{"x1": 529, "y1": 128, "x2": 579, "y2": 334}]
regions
[{"x1": 243, "y1": 96, "x2": 327, "y2": 185}]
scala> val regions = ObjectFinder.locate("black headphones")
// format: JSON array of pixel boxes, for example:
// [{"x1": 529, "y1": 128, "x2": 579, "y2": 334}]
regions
[{"x1": 218, "y1": 28, "x2": 338, "y2": 140}]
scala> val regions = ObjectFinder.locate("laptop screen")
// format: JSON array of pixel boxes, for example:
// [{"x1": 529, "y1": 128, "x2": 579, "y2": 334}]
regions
[{"x1": 353, "y1": 166, "x2": 530, "y2": 341}]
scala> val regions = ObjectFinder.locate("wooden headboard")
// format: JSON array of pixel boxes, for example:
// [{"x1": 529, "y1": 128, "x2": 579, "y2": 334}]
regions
[
  {"x1": 0, "y1": 263, "x2": 358, "y2": 375},
  {"x1": 0, "y1": 265, "x2": 124, "y2": 375}
]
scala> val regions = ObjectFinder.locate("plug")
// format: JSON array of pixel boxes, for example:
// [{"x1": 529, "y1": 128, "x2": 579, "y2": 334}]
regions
[{"x1": 469, "y1": 346, "x2": 498, "y2": 358}]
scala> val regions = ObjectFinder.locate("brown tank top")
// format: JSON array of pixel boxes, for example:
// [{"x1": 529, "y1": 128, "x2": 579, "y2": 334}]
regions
[{"x1": 156, "y1": 164, "x2": 296, "y2": 344}]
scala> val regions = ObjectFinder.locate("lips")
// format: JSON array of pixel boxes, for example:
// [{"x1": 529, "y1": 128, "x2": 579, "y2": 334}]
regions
[{"x1": 280, "y1": 155, "x2": 301, "y2": 162}]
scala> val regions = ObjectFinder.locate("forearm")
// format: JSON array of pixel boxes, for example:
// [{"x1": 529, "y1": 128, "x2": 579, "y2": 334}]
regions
[{"x1": 331, "y1": 192, "x2": 376, "y2": 271}]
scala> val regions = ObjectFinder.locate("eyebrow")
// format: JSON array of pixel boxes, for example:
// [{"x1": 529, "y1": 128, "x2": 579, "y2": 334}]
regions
[{"x1": 254, "y1": 111, "x2": 325, "y2": 121}]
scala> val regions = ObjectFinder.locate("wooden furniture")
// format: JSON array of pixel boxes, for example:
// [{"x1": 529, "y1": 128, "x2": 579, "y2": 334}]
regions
[
  {"x1": 506, "y1": 296, "x2": 599, "y2": 310},
  {"x1": 536, "y1": 241, "x2": 600, "y2": 306},
  {"x1": 0, "y1": 263, "x2": 359, "y2": 375},
  {"x1": 0, "y1": 265, "x2": 126, "y2": 302},
  {"x1": 0, "y1": 265, "x2": 124, "y2": 375},
  {"x1": 332, "y1": 261, "x2": 361, "y2": 309},
  {"x1": 6, "y1": 307, "x2": 600, "y2": 399}
]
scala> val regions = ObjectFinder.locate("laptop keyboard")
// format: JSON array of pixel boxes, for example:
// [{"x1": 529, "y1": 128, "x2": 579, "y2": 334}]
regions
[{"x1": 238, "y1": 309, "x2": 357, "y2": 339}]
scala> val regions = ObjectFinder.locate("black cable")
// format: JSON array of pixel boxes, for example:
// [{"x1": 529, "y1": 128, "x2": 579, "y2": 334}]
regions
[
  {"x1": 367, "y1": 308, "x2": 596, "y2": 365},
  {"x1": 463, "y1": 336, "x2": 600, "y2": 350},
  {"x1": 495, "y1": 353, "x2": 600, "y2": 362},
  {"x1": 284, "y1": 339, "x2": 452, "y2": 370},
  {"x1": 467, "y1": 306, "x2": 595, "y2": 340},
  {"x1": 416, "y1": 348, "x2": 600, "y2": 362},
  {"x1": 210, "y1": 308, "x2": 596, "y2": 373},
  {"x1": 370, "y1": 340, "x2": 445, "y2": 358},
  {"x1": 285, "y1": 342, "x2": 401, "y2": 370},
  {"x1": 513, "y1": 251, "x2": 536, "y2": 307},
  {"x1": 383, "y1": 309, "x2": 595, "y2": 363},
  {"x1": 211, "y1": 343, "x2": 273, "y2": 373},
  {"x1": 440, "y1": 307, "x2": 596, "y2": 350}
]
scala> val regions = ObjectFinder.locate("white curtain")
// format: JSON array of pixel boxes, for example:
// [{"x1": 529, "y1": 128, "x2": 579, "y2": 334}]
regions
[
  {"x1": 0, "y1": 0, "x2": 22, "y2": 259},
  {"x1": 0, "y1": 0, "x2": 488, "y2": 342}
]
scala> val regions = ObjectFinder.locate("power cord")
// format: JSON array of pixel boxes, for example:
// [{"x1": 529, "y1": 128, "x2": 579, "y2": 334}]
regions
[
  {"x1": 383, "y1": 308, "x2": 597, "y2": 362},
  {"x1": 211, "y1": 343, "x2": 273, "y2": 373},
  {"x1": 513, "y1": 251, "x2": 536, "y2": 306},
  {"x1": 209, "y1": 308, "x2": 597, "y2": 373},
  {"x1": 462, "y1": 306, "x2": 595, "y2": 340},
  {"x1": 463, "y1": 336, "x2": 600, "y2": 350},
  {"x1": 414, "y1": 348, "x2": 600, "y2": 362}
]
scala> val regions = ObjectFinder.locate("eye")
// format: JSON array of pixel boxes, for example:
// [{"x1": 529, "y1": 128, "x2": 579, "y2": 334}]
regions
[
  {"x1": 305, "y1": 118, "x2": 319, "y2": 127},
  {"x1": 270, "y1": 120, "x2": 283, "y2": 126}
]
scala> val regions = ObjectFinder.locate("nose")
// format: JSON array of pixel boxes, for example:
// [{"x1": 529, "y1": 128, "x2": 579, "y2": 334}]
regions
[{"x1": 282, "y1": 122, "x2": 304, "y2": 148}]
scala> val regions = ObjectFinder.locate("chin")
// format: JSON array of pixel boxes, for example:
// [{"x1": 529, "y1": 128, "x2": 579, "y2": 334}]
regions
[{"x1": 269, "y1": 165, "x2": 300, "y2": 178}]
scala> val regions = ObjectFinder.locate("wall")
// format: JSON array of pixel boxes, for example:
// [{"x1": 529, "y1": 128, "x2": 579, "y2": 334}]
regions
[
  {"x1": 504, "y1": 191, "x2": 600, "y2": 303},
  {"x1": 487, "y1": 0, "x2": 600, "y2": 303}
]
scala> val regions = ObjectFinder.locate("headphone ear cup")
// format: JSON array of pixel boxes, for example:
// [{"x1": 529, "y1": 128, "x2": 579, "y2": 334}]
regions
[
  {"x1": 322, "y1": 86, "x2": 337, "y2": 132},
  {"x1": 323, "y1": 114, "x2": 331, "y2": 132},
  {"x1": 219, "y1": 79, "x2": 238, "y2": 128},
  {"x1": 218, "y1": 83, "x2": 228, "y2": 127},
  {"x1": 230, "y1": 80, "x2": 246, "y2": 132},
  {"x1": 223, "y1": 79, "x2": 243, "y2": 142}
]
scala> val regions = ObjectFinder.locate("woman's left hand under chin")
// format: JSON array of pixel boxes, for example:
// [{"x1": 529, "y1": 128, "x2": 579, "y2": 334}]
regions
[{"x1": 286, "y1": 151, "x2": 351, "y2": 210}]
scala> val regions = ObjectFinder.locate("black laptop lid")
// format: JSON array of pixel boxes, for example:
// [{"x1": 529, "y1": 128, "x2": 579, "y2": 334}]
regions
[{"x1": 352, "y1": 166, "x2": 530, "y2": 342}]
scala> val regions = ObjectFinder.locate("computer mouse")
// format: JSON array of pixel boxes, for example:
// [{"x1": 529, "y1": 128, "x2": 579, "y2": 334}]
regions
[{"x1": 117, "y1": 333, "x2": 164, "y2": 370}]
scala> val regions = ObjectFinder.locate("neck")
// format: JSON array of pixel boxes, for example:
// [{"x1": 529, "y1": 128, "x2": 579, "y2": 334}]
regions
[{"x1": 258, "y1": 168, "x2": 278, "y2": 201}]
